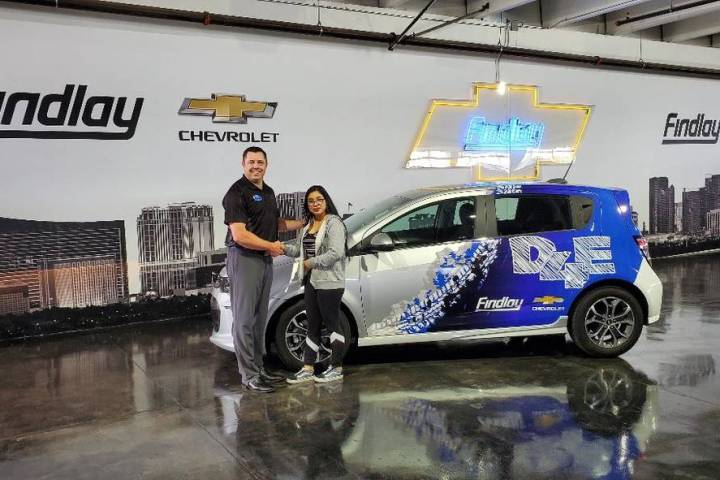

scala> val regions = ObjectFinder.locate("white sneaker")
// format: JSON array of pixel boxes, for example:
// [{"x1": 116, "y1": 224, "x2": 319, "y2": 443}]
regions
[
  {"x1": 286, "y1": 368, "x2": 315, "y2": 384},
  {"x1": 314, "y1": 366, "x2": 343, "y2": 383}
]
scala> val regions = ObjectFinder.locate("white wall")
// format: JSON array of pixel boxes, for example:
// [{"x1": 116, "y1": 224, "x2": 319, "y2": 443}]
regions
[{"x1": 1, "y1": 5, "x2": 719, "y2": 292}]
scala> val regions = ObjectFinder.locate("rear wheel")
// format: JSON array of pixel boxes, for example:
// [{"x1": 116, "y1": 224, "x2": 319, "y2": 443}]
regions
[
  {"x1": 274, "y1": 301, "x2": 353, "y2": 371},
  {"x1": 570, "y1": 287, "x2": 643, "y2": 357}
]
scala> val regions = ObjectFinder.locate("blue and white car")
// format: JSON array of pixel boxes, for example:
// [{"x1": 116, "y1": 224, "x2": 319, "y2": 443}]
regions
[{"x1": 211, "y1": 182, "x2": 663, "y2": 369}]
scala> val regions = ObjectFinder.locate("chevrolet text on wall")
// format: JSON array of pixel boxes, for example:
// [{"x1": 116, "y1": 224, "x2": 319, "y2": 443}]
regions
[{"x1": 0, "y1": 84, "x2": 143, "y2": 140}]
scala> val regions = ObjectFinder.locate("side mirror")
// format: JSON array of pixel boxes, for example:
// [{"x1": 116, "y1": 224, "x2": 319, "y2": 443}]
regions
[{"x1": 369, "y1": 232, "x2": 394, "y2": 251}]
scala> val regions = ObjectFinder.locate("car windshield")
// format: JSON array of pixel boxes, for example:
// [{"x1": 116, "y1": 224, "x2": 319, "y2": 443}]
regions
[{"x1": 344, "y1": 190, "x2": 428, "y2": 235}]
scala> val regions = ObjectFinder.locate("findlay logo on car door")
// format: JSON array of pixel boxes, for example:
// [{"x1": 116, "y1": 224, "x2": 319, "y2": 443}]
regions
[{"x1": 475, "y1": 296, "x2": 523, "y2": 312}]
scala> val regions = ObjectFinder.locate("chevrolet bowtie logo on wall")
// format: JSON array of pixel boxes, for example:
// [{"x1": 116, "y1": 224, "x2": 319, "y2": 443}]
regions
[{"x1": 178, "y1": 94, "x2": 277, "y2": 124}]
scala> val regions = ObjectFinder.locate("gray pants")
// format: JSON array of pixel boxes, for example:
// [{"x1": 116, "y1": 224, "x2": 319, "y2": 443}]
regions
[{"x1": 227, "y1": 247, "x2": 273, "y2": 384}]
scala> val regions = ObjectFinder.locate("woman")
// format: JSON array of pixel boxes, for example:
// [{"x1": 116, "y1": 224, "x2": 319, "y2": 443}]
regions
[{"x1": 284, "y1": 185, "x2": 348, "y2": 384}]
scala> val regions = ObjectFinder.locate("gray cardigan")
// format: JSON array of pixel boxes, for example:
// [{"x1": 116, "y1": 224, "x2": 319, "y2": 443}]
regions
[{"x1": 284, "y1": 214, "x2": 347, "y2": 289}]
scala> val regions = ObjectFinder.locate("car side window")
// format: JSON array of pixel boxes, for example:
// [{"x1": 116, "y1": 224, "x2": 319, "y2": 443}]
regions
[
  {"x1": 496, "y1": 194, "x2": 574, "y2": 235},
  {"x1": 363, "y1": 195, "x2": 488, "y2": 251},
  {"x1": 380, "y1": 203, "x2": 439, "y2": 248},
  {"x1": 435, "y1": 197, "x2": 477, "y2": 243},
  {"x1": 570, "y1": 195, "x2": 594, "y2": 229}
]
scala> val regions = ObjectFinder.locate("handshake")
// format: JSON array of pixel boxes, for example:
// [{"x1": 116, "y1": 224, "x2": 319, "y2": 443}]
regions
[
  {"x1": 266, "y1": 241, "x2": 285, "y2": 257},
  {"x1": 265, "y1": 241, "x2": 312, "y2": 270}
]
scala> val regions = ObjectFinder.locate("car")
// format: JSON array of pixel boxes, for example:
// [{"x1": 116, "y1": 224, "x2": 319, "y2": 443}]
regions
[{"x1": 210, "y1": 182, "x2": 663, "y2": 370}]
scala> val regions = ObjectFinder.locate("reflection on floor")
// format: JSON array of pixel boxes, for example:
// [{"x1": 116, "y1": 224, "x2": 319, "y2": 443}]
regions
[{"x1": 1, "y1": 255, "x2": 719, "y2": 479}]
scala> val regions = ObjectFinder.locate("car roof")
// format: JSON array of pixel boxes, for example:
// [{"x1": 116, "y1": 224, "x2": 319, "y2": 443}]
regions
[{"x1": 401, "y1": 182, "x2": 624, "y2": 200}]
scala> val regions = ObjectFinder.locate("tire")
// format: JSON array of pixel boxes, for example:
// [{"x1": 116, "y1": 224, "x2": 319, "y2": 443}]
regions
[
  {"x1": 570, "y1": 286, "x2": 643, "y2": 357},
  {"x1": 274, "y1": 300, "x2": 353, "y2": 371}
]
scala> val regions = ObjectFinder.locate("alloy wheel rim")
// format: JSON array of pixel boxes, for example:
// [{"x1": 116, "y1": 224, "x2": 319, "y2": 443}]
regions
[
  {"x1": 584, "y1": 296, "x2": 635, "y2": 349},
  {"x1": 285, "y1": 310, "x2": 332, "y2": 363}
]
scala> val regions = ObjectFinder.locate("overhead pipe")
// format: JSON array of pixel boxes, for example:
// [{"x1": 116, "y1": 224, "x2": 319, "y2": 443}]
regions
[
  {"x1": 2, "y1": 0, "x2": 720, "y2": 79},
  {"x1": 410, "y1": 2, "x2": 490, "y2": 39},
  {"x1": 388, "y1": 0, "x2": 437, "y2": 51},
  {"x1": 616, "y1": 0, "x2": 720, "y2": 27}
]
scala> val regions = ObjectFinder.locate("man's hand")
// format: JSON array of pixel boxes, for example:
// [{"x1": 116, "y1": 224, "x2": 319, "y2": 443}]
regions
[
  {"x1": 303, "y1": 259, "x2": 313, "y2": 271},
  {"x1": 267, "y1": 241, "x2": 285, "y2": 257}
]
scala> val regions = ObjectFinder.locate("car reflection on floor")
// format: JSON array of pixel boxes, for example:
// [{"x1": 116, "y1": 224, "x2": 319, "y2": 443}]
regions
[{"x1": 213, "y1": 358, "x2": 657, "y2": 480}]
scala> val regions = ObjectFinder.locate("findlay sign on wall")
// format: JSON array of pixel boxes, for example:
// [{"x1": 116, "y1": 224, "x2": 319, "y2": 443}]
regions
[
  {"x1": 662, "y1": 113, "x2": 720, "y2": 145},
  {"x1": 0, "y1": 84, "x2": 144, "y2": 140}
]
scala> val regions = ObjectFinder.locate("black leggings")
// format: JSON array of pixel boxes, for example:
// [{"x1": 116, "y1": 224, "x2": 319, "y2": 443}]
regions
[{"x1": 303, "y1": 281, "x2": 346, "y2": 367}]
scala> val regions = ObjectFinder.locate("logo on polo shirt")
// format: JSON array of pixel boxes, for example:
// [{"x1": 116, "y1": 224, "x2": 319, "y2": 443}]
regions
[{"x1": 252, "y1": 194, "x2": 263, "y2": 202}]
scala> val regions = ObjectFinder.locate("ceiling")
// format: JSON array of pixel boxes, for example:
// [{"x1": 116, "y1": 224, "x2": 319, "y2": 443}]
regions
[{"x1": 336, "y1": 0, "x2": 720, "y2": 47}]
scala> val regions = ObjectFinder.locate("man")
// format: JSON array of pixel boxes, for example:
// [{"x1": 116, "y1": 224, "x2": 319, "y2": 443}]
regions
[{"x1": 223, "y1": 146, "x2": 304, "y2": 393}]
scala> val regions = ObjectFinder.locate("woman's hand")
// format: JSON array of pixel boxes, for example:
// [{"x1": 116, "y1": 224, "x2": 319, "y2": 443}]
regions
[{"x1": 303, "y1": 259, "x2": 313, "y2": 271}]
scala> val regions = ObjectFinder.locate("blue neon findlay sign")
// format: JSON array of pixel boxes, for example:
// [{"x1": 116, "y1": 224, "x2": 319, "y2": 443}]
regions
[{"x1": 464, "y1": 116, "x2": 545, "y2": 151}]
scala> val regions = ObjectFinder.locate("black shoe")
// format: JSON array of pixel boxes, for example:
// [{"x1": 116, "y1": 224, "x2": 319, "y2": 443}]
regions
[
  {"x1": 260, "y1": 369, "x2": 286, "y2": 383},
  {"x1": 261, "y1": 374, "x2": 286, "y2": 385},
  {"x1": 242, "y1": 378, "x2": 275, "y2": 393}
]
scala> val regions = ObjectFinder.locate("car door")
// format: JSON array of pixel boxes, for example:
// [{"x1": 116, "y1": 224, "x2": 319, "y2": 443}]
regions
[
  {"x1": 476, "y1": 192, "x2": 587, "y2": 329},
  {"x1": 358, "y1": 193, "x2": 494, "y2": 337}
]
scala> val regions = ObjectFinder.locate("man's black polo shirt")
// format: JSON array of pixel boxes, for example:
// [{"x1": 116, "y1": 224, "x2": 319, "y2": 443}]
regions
[{"x1": 222, "y1": 176, "x2": 279, "y2": 256}]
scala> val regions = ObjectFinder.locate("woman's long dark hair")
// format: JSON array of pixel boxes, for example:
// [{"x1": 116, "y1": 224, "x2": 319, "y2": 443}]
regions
[
  {"x1": 303, "y1": 185, "x2": 340, "y2": 221},
  {"x1": 304, "y1": 185, "x2": 348, "y2": 256}
]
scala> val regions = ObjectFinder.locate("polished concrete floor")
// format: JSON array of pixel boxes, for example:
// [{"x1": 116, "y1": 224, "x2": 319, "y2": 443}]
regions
[{"x1": 1, "y1": 255, "x2": 719, "y2": 480}]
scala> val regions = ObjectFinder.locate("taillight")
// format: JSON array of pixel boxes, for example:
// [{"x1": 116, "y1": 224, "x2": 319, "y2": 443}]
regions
[{"x1": 635, "y1": 235, "x2": 651, "y2": 263}]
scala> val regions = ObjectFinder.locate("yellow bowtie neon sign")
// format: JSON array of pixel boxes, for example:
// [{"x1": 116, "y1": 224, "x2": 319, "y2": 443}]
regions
[{"x1": 407, "y1": 83, "x2": 592, "y2": 181}]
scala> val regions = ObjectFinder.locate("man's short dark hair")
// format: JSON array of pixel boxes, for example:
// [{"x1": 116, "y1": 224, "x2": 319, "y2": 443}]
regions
[{"x1": 242, "y1": 146, "x2": 267, "y2": 162}]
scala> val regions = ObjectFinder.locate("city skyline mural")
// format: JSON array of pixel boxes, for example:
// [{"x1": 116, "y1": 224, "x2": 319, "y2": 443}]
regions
[
  {"x1": 137, "y1": 202, "x2": 215, "y2": 296},
  {"x1": 0, "y1": 190, "x2": 307, "y2": 316},
  {"x1": 0, "y1": 218, "x2": 128, "y2": 316},
  {"x1": 647, "y1": 173, "x2": 720, "y2": 258}
]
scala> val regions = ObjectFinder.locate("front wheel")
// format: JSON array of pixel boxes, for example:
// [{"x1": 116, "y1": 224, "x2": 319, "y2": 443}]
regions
[
  {"x1": 274, "y1": 301, "x2": 353, "y2": 371},
  {"x1": 570, "y1": 287, "x2": 643, "y2": 357}
]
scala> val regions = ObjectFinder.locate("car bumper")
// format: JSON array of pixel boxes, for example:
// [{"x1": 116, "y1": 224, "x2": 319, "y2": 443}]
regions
[
  {"x1": 210, "y1": 332, "x2": 235, "y2": 352},
  {"x1": 635, "y1": 259, "x2": 663, "y2": 324},
  {"x1": 210, "y1": 290, "x2": 235, "y2": 351}
]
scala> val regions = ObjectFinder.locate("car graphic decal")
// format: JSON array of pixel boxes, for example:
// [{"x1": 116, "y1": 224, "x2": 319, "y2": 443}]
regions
[
  {"x1": 368, "y1": 239, "x2": 500, "y2": 336},
  {"x1": 496, "y1": 183, "x2": 523, "y2": 195},
  {"x1": 510, "y1": 235, "x2": 616, "y2": 288}
]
